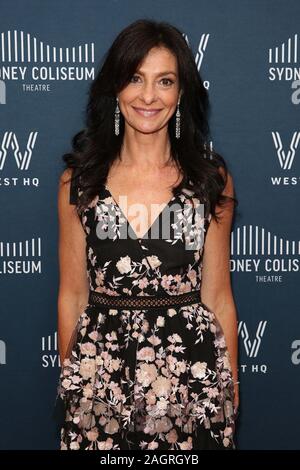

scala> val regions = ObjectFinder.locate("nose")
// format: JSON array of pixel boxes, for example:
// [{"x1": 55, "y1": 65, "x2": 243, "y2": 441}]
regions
[{"x1": 139, "y1": 82, "x2": 157, "y2": 104}]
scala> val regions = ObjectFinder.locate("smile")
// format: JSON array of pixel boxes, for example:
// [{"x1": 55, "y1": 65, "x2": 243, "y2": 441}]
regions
[{"x1": 132, "y1": 107, "x2": 162, "y2": 117}]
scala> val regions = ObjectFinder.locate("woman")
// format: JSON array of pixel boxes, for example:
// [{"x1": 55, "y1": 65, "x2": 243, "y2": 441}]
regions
[{"x1": 56, "y1": 19, "x2": 239, "y2": 450}]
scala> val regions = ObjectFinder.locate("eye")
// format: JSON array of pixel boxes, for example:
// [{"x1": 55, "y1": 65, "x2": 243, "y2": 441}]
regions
[
  {"x1": 160, "y1": 78, "x2": 174, "y2": 86},
  {"x1": 129, "y1": 75, "x2": 175, "y2": 86},
  {"x1": 130, "y1": 74, "x2": 140, "y2": 83}
]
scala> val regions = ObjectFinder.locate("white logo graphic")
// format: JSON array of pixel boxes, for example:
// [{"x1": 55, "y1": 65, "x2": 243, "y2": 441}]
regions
[
  {"x1": 0, "y1": 30, "x2": 94, "y2": 63},
  {"x1": 230, "y1": 225, "x2": 299, "y2": 278},
  {"x1": 269, "y1": 33, "x2": 298, "y2": 66},
  {"x1": 0, "y1": 131, "x2": 38, "y2": 170},
  {"x1": 195, "y1": 34, "x2": 210, "y2": 71},
  {"x1": 0, "y1": 30, "x2": 95, "y2": 99},
  {"x1": 238, "y1": 321, "x2": 267, "y2": 357},
  {"x1": 268, "y1": 34, "x2": 300, "y2": 104},
  {"x1": 231, "y1": 225, "x2": 300, "y2": 256},
  {"x1": 184, "y1": 33, "x2": 209, "y2": 71},
  {"x1": 184, "y1": 33, "x2": 210, "y2": 89},
  {"x1": 0, "y1": 339, "x2": 6, "y2": 365},
  {"x1": 42, "y1": 331, "x2": 57, "y2": 351},
  {"x1": 0, "y1": 237, "x2": 41, "y2": 257},
  {"x1": 0, "y1": 237, "x2": 42, "y2": 274},
  {"x1": 41, "y1": 331, "x2": 60, "y2": 367},
  {"x1": 272, "y1": 131, "x2": 300, "y2": 170}
]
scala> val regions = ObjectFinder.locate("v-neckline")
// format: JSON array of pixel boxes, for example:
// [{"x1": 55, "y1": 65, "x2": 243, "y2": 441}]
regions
[{"x1": 103, "y1": 183, "x2": 178, "y2": 241}]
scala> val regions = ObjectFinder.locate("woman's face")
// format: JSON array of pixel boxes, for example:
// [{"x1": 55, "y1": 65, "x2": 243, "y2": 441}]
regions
[{"x1": 118, "y1": 46, "x2": 181, "y2": 136}]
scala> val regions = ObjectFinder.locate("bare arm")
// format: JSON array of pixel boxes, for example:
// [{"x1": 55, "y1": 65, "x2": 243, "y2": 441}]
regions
[
  {"x1": 200, "y1": 169, "x2": 239, "y2": 410},
  {"x1": 57, "y1": 168, "x2": 89, "y2": 364}
]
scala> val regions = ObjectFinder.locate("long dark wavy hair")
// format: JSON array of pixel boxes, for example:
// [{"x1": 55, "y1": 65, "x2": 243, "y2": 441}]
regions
[{"x1": 63, "y1": 18, "x2": 238, "y2": 222}]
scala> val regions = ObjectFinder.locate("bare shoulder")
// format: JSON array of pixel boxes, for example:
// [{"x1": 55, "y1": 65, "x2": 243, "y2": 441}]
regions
[
  {"x1": 58, "y1": 168, "x2": 75, "y2": 206},
  {"x1": 218, "y1": 166, "x2": 235, "y2": 199},
  {"x1": 206, "y1": 167, "x2": 235, "y2": 238},
  {"x1": 59, "y1": 168, "x2": 73, "y2": 186}
]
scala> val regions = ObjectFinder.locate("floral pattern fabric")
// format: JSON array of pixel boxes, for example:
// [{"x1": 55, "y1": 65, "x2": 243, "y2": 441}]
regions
[{"x1": 56, "y1": 181, "x2": 237, "y2": 450}]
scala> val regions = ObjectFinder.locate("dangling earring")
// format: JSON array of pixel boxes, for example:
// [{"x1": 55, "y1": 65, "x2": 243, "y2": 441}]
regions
[
  {"x1": 114, "y1": 97, "x2": 120, "y2": 136},
  {"x1": 175, "y1": 98, "x2": 181, "y2": 139},
  {"x1": 203, "y1": 141, "x2": 213, "y2": 160}
]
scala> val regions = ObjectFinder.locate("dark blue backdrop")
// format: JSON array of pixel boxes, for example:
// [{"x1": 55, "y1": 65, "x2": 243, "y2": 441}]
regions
[{"x1": 0, "y1": 0, "x2": 299, "y2": 450}]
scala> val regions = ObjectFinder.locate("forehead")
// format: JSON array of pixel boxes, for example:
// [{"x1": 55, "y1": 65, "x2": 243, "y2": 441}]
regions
[{"x1": 137, "y1": 47, "x2": 178, "y2": 74}]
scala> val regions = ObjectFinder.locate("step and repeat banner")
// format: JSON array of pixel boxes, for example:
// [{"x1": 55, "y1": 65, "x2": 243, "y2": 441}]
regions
[{"x1": 0, "y1": 0, "x2": 299, "y2": 450}]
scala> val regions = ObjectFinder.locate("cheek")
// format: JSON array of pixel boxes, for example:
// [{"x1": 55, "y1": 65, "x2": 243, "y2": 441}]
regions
[
  {"x1": 118, "y1": 88, "x2": 135, "y2": 108},
  {"x1": 161, "y1": 92, "x2": 179, "y2": 108},
  {"x1": 163, "y1": 100, "x2": 177, "y2": 114},
  {"x1": 119, "y1": 88, "x2": 138, "y2": 104}
]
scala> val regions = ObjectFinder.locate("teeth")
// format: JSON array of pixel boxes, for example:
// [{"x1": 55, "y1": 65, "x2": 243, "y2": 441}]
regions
[{"x1": 135, "y1": 108, "x2": 159, "y2": 116}]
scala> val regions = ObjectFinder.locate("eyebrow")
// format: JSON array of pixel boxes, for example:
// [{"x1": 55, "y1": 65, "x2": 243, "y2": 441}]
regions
[{"x1": 136, "y1": 70, "x2": 177, "y2": 77}]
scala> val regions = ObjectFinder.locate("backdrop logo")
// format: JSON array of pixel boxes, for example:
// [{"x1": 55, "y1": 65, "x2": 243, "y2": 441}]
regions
[
  {"x1": 291, "y1": 339, "x2": 300, "y2": 365},
  {"x1": 272, "y1": 129, "x2": 300, "y2": 167},
  {"x1": 270, "y1": 131, "x2": 300, "y2": 186},
  {"x1": 194, "y1": 34, "x2": 209, "y2": 70},
  {"x1": 238, "y1": 321, "x2": 268, "y2": 375},
  {"x1": 184, "y1": 33, "x2": 210, "y2": 89},
  {"x1": 0, "y1": 131, "x2": 38, "y2": 170},
  {"x1": 0, "y1": 237, "x2": 42, "y2": 274},
  {"x1": 268, "y1": 33, "x2": 300, "y2": 104},
  {"x1": 41, "y1": 331, "x2": 60, "y2": 367},
  {"x1": 0, "y1": 339, "x2": 6, "y2": 365},
  {"x1": 0, "y1": 30, "x2": 95, "y2": 100},
  {"x1": 268, "y1": 33, "x2": 299, "y2": 80},
  {"x1": 0, "y1": 131, "x2": 40, "y2": 189},
  {"x1": 238, "y1": 321, "x2": 267, "y2": 357},
  {"x1": 230, "y1": 225, "x2": 300, "y2": 280}
]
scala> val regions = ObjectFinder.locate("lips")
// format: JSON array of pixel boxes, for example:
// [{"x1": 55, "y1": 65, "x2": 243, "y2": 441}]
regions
[{"x1": 132, "y1": 107, "x2": 162, "y2": 117}]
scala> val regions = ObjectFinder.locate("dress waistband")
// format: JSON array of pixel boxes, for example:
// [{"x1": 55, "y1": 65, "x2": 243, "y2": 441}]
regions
[{"x1": 88, "y1": 290, "x2": 201, "y2": 309}]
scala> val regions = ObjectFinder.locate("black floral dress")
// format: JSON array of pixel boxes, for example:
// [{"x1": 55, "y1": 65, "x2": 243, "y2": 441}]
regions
[{"x1": 56, "y1": 173, "x2": 237, "y2": 450}]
